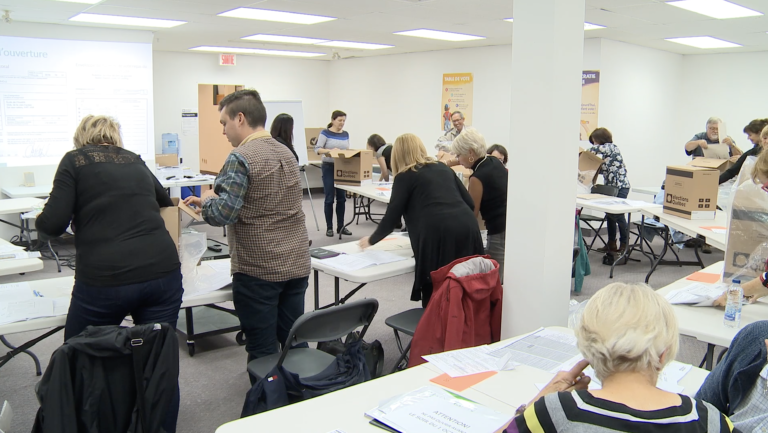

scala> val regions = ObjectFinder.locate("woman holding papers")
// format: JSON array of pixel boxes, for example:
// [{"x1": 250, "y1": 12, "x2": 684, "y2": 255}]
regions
[
  {"x1": 358, "y1": 133, "x2": 483, "y2": 307},
  {"x1": 587, "y1": 128, "x2": 631, "y2": 255},
  {"x1": 451, "y1": 128, "x2": 508, "y2": 280},
  {"x1": 719, "y1": 118, "x2": 768, "y2": 184},
  {"x1": 506, "y1": 283, "x2": 737, "y2": 433}
]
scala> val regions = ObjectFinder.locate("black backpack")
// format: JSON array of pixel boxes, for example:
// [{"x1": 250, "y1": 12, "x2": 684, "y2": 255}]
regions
[{"x1": 316, "y1": 331, "x2": 384, "y2": 379}]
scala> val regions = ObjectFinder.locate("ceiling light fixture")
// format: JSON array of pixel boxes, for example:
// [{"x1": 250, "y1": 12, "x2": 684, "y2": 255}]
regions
[
  {"x1": 189, "y1": 46, "x2": 325, "y2": 57},
  {"x1": 218, "y1": 8, "x2": 336, "y2": 24},
  {"x1": 242, "y1": 34, "x2": 330, "y2": 44},
  {"x1": 666, "y1": 0, "x2": 762, "y2": 19},
  {"x1": 56, "y1": 0, "x2": 102, "y2": 3},
  {"x1": 584, "y1": 23, "x2": 606, "y2": 30},
  {"x1": 316, "y1": 41, "x2": 393, "y2": 50},
  {"x1": 503, "y1": 18, "x2": 513, "y2": 22},
  {"x1": 665, "y1": 36, "x2": 741, "y2": 48},
  {"x1": 70, "y1": 13, "x2": 186, "y2": 28},
  {"x1": 394, "y1": 29, "x2": 485, "y2": 41}
]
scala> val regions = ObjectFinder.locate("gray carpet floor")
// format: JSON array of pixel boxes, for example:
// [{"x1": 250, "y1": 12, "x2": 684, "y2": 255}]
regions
[{"x1": 0, "y1": 195, "x2": 725, "y2": 432}]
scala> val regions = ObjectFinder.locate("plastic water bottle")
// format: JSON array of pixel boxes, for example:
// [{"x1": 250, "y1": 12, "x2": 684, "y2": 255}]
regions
[{"x1": 723, "y1": 279, "x2": 743, "y2": 328}]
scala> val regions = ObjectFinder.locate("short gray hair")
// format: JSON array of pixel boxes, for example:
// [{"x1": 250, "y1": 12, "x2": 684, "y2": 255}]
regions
[
  {"x1": 451, "y1": 111, "x2": 464, "y2": 120},
  {"x1": 451, "y1": 127, "x2": 487, "y2": 157},
  {"x1": 575, "y1": 283, "x2": 679, "y2": 382},
  {"x1": 706, "y1": 117, "x2": 722, "y2": 127}
]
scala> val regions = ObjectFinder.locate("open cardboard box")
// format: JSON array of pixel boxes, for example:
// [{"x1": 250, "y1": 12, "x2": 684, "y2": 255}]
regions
[
  {"x1": 578, "y1": 149, "x2": 603, "y2": 188},
  {"x1": 330, "y1": 149, "x2": 373, "y2": 186},
  {"x1": 663, "y1": 165, "x2": 718, "y2": 220},
  {"x1": 305, "y1": 128, "x2": 323, "y2": 162},
  {"x1": 688, "y1": 157, "x2": 733, "y2": 174},
  {"x1": 160, "y1": 197, "x2": 203, "y2": 250}
]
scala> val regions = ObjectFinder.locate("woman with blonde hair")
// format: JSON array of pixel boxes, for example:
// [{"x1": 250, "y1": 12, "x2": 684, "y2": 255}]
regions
[
  {"x1": 507, "y1": 283, "x2": 737, "y2": 433},
  {"x1": 359, "y1": 133, "x2": 483, "y2": 306}
]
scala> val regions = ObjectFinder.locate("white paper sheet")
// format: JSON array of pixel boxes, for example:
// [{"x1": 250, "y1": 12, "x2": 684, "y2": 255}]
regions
[
  {"x1": 0, "y1": 251, "x2": 41, "y2": 260},
  {"x1": 0, "y1": 298, "x2": 55, "y2": 325},
  {"x1": 423, "y1": 345, "x2": 516, "y2": 377},
  {"x1": 487, "y1": 328, "x2": 582, "y2": 373},
  {"x1": 321, "y1": 254, "x2": 376, "y2": 272},
  {"x1": 51, "y1": 297, "x2": 71, "y2": 316},
  {"x1": 355, "y1": 250, "x2": 407, "y2": 265},
  {"x1": 665, "y1": 283, "x2": 725, "y2": 307},
  {"x1": 0, "y1": 243, "x2": 23, "y2": 254},
  {"x1": 0, "y1": 282, "x2": 34, "y2": 302}
]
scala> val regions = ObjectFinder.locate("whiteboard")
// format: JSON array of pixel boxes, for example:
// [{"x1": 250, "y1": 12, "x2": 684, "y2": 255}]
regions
[
  {"x1": 0, "y1": 36, "x2": 154, "y2": 167},
  {"x1": 264, "y1": 100, "x2": 309, "y2": 166}
]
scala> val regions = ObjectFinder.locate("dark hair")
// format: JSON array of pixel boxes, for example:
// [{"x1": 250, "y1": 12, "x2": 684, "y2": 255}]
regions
[
  {"x1": 270, "y1": 113, "x2": 294, "y2": 145},
  {"x1": 327, "y1": 110, "x2": 346, "y2": 129},
  {"x1": 367, "y1": 134, "x2": 386, "y2": 151},
  {"x1": 487, "y1": 144, "x2": 508, "y2": 164},
  {"x1": 744, "y1": 118, "x2": 768, "y2": 135},
  {"x1": 589, "y1": 127, "x2": 613, "y2": 145},
  {"x1": 218, "y1": 89, "x2": 267, "y2": 128}
]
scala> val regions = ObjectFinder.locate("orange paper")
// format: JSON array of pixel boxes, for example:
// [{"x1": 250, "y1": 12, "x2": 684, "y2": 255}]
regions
[
  {"x1": 376, "y1": 187, "x2": 391, "y2": 191},
  {"x1": 686, "y1": 272, "x2": 721, "y2": 284},
  {"x1": 701, "y1": 226, "x2": 727, "y2": 231},
  {"x1": 430, "y1": 371, "x2": 497, "y2": 392}
]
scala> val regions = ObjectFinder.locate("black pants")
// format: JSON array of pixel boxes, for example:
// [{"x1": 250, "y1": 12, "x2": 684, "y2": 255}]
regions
[{"x1": 322, "y1": 162, "x2": 346, "y2": 230}]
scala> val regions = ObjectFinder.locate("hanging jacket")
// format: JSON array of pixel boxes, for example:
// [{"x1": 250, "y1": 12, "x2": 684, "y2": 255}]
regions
[
  {"x1": 240, "y1": 340, "x2": 370, "y2": 417},
  {"x1": 573, "y1": 212, "x2": 591, "y2": 293},
  {"x1": 33, "y1": 324, "x2": 179, "y2": 433},
  {"x1": 696, "y1": 321, "x2": 768, "y2": 415},
  {"x1": 408, "y1": 255, "x2": 503, "y2": 368}
]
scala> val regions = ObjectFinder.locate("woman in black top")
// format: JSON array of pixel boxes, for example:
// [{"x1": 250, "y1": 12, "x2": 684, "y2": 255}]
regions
[
  {"x1": 270, "y1": 113, "x2": 299, "y2": 162},
  {"x1": 359, "y1": 134, "x2": 483, "y2": 306},
  {"x1": 367, "y1": 134, "x2": 393, "y2": 181},
  {"x1": 719, "y1": 118, "x2": 768, "y2": 184},
  {"x1": 452, "y1": 128, "x2": 508, "y2": 281},
  {"x1": 36, "y1": 115, "x2": 183, "y2": 341}
]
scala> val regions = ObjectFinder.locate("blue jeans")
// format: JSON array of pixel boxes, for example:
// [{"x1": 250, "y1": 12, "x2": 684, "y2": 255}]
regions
[
  {"x1": 64, "y1": 269, "x2": 183, "y2": 432},
  {"x1": 231, "y1": 273, "x2": 309, "y2": 381},
  {"x1": 322, "y1": 162, "x2": 346, "y2": 230},
  {"x1": 607, "y1": 187, "x2": 630, "y2": 245}
]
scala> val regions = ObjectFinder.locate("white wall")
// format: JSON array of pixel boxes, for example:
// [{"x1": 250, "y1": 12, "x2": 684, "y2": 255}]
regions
[
  {"x1": 596, "y1": 39, "x2": 685, "y2": 194},
  {"x1": 153, "y1": 51, "x2": 330, "y2": 176},
  {"x1": 681, "y1": 51, "x2": 768, "y2": 149}
]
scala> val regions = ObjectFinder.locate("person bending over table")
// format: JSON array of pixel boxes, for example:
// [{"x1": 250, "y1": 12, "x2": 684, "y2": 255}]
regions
[
  {"x1": 270, "y1": 113, "x2": 299, "y2": 163},
  {"x1": 36, "y1": 115, "x2": 182, "y2": 341},
  {"x1": 314, "y1": 110, "x2": 352, "y2": 237},
  {"x1": 487, "y1": 143, "x2": 508, "y2": 167},
  {"x1": 184, "y1": 90, "x2": 310, "y2": 386},
  {"x1": 451, "y1": 128, "x2": 508, "y2": 280},
  {"x1": 697, "y1": 321, "x2": 768, "y2": 433},
  {"x1": 506, "y1": 282, "x2": 738, "y2": 433},
  {"x1": 588, "y1": 127, "x2": 632, "y2": 255},
  {"x1": 720, "y1": 119, "x2": 768, "y2": 184},
  {"x1": 358, "y1": 133, "x2": 483, "y2": 307},
  {"x1": 685, "y1": 116, "x2": 741, "y2": 160},
  {"x1": 367, "y1": 134, "x2": 392, "y2": 182}
]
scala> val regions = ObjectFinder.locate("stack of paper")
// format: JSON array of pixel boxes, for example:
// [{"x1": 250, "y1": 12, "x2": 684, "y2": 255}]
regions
[
  {"x1": 423, "y1": 345, "x2": 517, "y2": 377},
  {"x1": 365, "y1": 386, "x2": 512, "y2": 433},
  {"x1": 0, "y1": 283, "x2": 70, "y2": 326},
  {"x1": 535, "y1": 361, "x2": 692, "y2": 394},
  {"x1": 486, "y1": 328, "x2": 583, "y2": 373},
  {"x1": 665, "y1": 283, "x2": 726, "y2": 307},
  {"x1": 321, "y1": 250, "x2": 408, "y2": 272}
]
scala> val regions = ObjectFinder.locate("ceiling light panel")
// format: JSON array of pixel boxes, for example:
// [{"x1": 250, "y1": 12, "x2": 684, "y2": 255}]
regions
[
  {"x1": 666, "y1": 0, "x2": 763, "y2": 19},
  {"x1": 665, "y1": 36, "x2": 742, "y2": 48},
  {"x1": 316, "y1": 41, "x2": 393, "y2": 50},
  {"x1": 56, "y1": 0, "x2": 102, "y2": 4},
  {"x1": 69, "y1": 13, "x2": 186, "y2": 28},
  {"x1": 218, "y1": 8, "x2": 336, "y2": 24},
  {"x1": 584, "y1": 23, "x2": 606, "y2": 30},
  {"x1": 189, "y1": 46, "x2": 325, "y2": 57},
  {"x1": 394, "y1": 29, "x2": 485, "y2": 41},
  {"x1": 242, "y1": 34, "x2": 330, "y2": 44}
]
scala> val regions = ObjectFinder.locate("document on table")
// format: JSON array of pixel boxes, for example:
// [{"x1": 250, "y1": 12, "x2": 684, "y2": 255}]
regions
[
  {"x1": 0, "y1": 251, "x2": 41, "y2": 260},
  {"x1": 0, "y1": 282, "x2": 34, "y2": 302},
  {"x1": 321, "y1": 250, "x2": 408, "y2": 272},
  {"x1": 0, "y1": 243, "x2": 23, "y2": 254},
  {"x1": 535, "y1": 361, "x2": 691, "y2": 394},
  {"x1": 0, "y1": 298, "x2": 55, "y2": 325},
  {"x1": 665, "y1": 283, "x2": 725, "y2": 307},
  {"x1": 356, "y1": 250, "x2": 407, "y2": 265},
  {"x1": 486, "y1": 328, "x2": 582, "y2": 373},
  {"x1": 423, "y1": 345, "x2": 516, "y2": 377}
]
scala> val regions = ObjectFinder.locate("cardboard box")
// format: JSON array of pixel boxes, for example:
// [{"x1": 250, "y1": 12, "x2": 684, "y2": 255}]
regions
[
  {"x1": 156, "y1": 153, "x2": 179, "y2": 167},
  {"x1": 663, "y1": 165, "x2": 718, "y2": 220},
  {"x1": 577, "y1": 150, "x2": 603, "y2": 187},
  {"x1": 723, "y1": 183, "x2": 768, "y2": 283},
  {"x1": 160, "y1": 198, "x2": 203, "y2": 250},
  {"x1": 305, "y1": 128, "x2": 324, "y2": 162},
  {"x1": 688, "y1": 157, "x2": 733, "y2": 174},
  {"x1": 330, "y1": 149, "x2": 373, "y2": 186}
]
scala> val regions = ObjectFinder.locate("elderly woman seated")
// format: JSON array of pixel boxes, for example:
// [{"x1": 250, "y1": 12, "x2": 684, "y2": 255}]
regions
[{"x1": 505, "y1": 283, "x2": 738, "y2": 433}]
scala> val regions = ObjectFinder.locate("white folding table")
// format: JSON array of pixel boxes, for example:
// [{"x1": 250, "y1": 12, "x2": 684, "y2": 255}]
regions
[
  {"x1": 215, "y1": 326, "x2": 710, "y2": 433},
  {"x1": 1, "y1": 185, "x2": 52, "y2": 199},
  {"x1": 334, "y1": 182, "x2": 392, "y2": 240},
  {"x1": 0, "y1": 239, "x2": 43, "y2": 277},
  {"x1": 656, "y1": 261, "x2": 768, "y2": 369},
  {"x1": 311, "y1": 237, "x2": 413, "y2": 310}
]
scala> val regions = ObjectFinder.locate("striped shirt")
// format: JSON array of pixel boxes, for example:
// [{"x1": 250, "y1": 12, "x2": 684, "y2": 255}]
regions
[
  {"x1": 505, "y1": 390, "x2": 738, "y2": 433},
  {"x1": 314, "y1": 129, "x2": 350, "y2": 163}
]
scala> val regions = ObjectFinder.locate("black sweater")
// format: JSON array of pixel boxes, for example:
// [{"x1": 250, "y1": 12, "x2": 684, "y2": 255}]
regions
[
  {"x1": 36, "y1": 145, "x2": 180, "y2": 286},
  {"x1": 720, "y1": 145, "x2": 761, "y2": 184}
]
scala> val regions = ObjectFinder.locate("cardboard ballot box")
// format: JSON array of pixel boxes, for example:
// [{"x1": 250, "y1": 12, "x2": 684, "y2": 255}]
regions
[
  {"x1": 161, "y1": 197, "x2": 203, "y2": 250},
  {"x1": 663, "y1": 165, "x2": 718, "y2": 220},
  {"x1": 305, "y1": 128, "x2": 323, "y2": 162},
  {"x1": 330, "y1": 149, "x2": 373, "y2": 186}
]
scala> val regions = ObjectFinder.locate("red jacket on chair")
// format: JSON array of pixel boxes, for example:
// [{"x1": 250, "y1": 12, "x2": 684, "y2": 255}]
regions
[{"x1": 408, "y1": 255, "x2": 503, "y2": 368}]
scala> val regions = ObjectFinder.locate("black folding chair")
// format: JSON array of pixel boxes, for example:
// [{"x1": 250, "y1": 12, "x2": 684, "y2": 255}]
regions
[{"x1": 579, "y1": 184, "x2": 619, "y2": 251}]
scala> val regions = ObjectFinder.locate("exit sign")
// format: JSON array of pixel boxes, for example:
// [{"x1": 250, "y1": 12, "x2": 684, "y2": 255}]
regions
[{"x1": 219, "y1": 54, "x2": 236, "y2": 66}]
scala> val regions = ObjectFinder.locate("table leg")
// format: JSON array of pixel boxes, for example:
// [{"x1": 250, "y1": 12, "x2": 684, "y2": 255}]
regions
[
  {"x1": 698, "y1": 343, "x2": 716, "y2": 370},
  {"x1": 334, "y1": 277, "x2": 340, "y2": 306},
  {"x1": 645, "y1": 225, "x2": 671, "y2": 283},
  {"x1": 314, "y1": 270, "x2": 320, "y2": 311},
  {"x1": 609, "y1": 212, "x2": 633, "y2": 278},
  {"x1": 339, "y1": 195, "x2": 359, "y2": 240},
  {"x1": 0, "y1": 327, "x2": 63, "y2": 374}
]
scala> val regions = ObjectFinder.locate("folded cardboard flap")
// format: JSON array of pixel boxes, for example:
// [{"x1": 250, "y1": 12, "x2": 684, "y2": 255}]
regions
[
  {"x1": 577, "y1": 150, "x2": 603, "y2": 187},
  {"x1": 178, "y1": 199, "x2": 203, "y2": 222},
  {"x1": 688, "y1": 157, "x2": 733, "y2": 174},
  {"x1": 329, "y1": 149, "x2": 366, "y2": 159},
  {"x1": 161, "y1": 198, "x2": 204, "y2": 251},
  {"x1": 156, "y1": 154, "x2": 179, "y2": 167}
]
